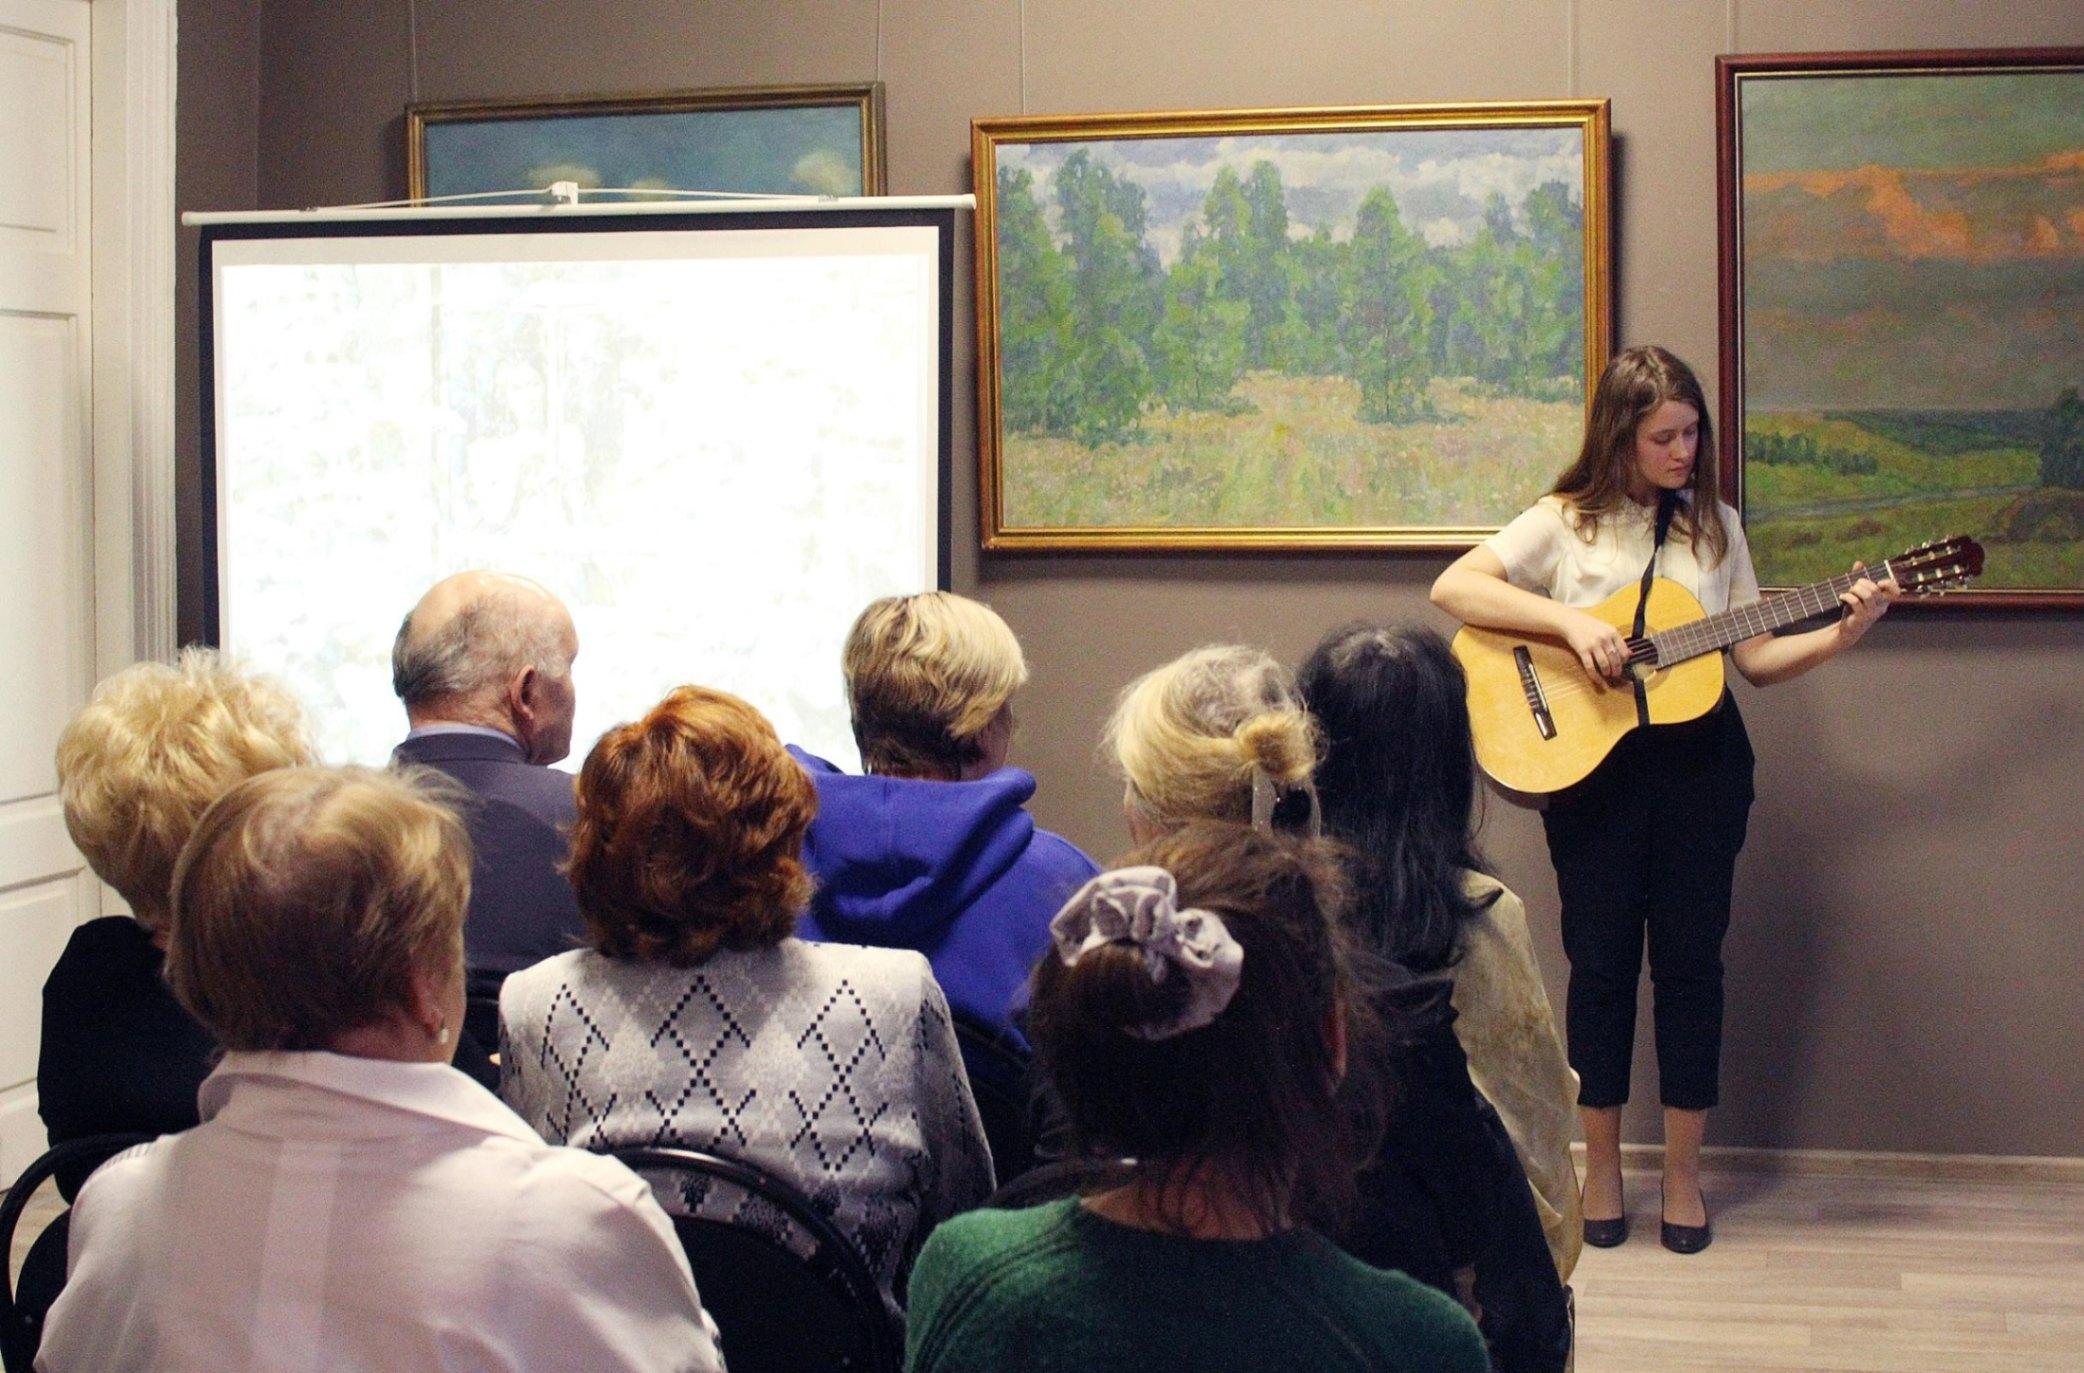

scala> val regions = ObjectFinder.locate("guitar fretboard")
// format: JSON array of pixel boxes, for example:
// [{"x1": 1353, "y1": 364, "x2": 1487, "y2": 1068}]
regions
[{"x1": 1638, "y1": 561, "x2": 1892, "y2": 668}]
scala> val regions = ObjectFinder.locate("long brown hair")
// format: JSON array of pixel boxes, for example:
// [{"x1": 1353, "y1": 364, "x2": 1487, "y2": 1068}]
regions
[{"x1": 1550, "y1": 344, "x2": 1728, "y2": 564}]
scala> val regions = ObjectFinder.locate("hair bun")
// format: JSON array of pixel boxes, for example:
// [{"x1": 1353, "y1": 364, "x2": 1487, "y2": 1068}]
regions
[{"x1": 1234, "y1": 710, "x2": 1315, "y2": 786}]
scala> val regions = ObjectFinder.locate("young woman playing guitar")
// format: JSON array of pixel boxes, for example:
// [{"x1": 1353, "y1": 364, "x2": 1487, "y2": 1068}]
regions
[{"x1": 1430, "y1": 345, "x2": 1897, "y2": 1255}]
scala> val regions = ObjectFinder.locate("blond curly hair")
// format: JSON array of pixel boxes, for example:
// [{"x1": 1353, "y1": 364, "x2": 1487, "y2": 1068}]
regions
[{"x1": 56, "y1": 649, "x2": 314, "y2": 931}]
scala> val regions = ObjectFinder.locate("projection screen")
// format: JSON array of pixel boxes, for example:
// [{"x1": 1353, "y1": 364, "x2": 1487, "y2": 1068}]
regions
[{"x1": 199, "y1": 206, "x2": 953, "y2": 771}]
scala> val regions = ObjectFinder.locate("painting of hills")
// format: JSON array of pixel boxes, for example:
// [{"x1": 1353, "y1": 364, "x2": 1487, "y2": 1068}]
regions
[{"x1": 1733, "y1": 63, "x2": 2084, "y2": 596}]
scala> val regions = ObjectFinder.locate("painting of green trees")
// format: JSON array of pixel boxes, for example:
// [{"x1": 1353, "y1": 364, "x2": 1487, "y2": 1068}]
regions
[{"x1": 978, "y1": 111, "x2": 1606, "y2": 544}]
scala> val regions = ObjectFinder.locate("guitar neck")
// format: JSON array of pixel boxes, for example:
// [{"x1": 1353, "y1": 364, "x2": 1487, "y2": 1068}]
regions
[{"x1": 1644, "y1": 559, "x2": 1891, "y2": 667}]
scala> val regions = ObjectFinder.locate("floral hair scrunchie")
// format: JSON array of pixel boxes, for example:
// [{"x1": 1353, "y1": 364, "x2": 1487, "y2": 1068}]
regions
[{"x1": 1048, "y1": 866, "x2": 1245, "y2": 1040}]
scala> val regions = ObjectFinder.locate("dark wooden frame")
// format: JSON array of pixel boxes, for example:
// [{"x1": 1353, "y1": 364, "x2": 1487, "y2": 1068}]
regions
[
  {"x1": 1717, "y1": 48, "x2": 2084, "y2": 610},
  {"x1": 407, "y1": 83, "x2": 886, "y2": 200}
]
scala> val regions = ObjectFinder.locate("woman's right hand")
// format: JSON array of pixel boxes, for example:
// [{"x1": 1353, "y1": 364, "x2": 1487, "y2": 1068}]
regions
[{"x1": 1562, "y1": 610, "x2": 1631, "y2": 686}]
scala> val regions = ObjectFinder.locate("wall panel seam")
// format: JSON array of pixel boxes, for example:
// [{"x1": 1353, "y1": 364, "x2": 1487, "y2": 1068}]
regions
[{"x1": 405, "y1": 0, "x2": 421, "y2": 104}]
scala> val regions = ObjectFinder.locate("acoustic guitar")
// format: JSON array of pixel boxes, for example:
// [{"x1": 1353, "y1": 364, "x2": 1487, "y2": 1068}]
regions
[{"x1": 1451, "y1": 536, "x2": 1984, "y2": 797}]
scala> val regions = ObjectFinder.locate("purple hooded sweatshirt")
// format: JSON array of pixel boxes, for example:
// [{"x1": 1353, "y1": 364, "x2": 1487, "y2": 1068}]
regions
[{"x1": 789, "y1": 746, "x2": 1099, "y2": 1041}]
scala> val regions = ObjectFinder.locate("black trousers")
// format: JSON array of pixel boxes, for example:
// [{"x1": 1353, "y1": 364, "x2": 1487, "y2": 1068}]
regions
[{"x1": 1541, "y1": 695, "x2": 1754, "y2": 1110}]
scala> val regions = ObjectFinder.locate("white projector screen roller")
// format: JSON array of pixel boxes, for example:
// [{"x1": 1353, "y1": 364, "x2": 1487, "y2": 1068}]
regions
[{"x1": 201, "y1": 209, "x2": 952, "y2": 771}]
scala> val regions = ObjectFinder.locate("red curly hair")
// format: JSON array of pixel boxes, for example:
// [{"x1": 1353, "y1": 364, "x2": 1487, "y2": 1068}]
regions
[{"x1": 568, "y1": 686, "x2": 817, "y2": 967}]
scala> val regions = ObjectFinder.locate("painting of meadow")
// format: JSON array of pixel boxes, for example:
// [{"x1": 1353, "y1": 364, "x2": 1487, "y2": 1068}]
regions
[
  {"x1": 1726, "y1": 56, "x2": 2084, "y2": 601},
  {"x1": 410, "y1": 85, "x2": 882, "y2": 203},
  {"x1": 974, "y1": 106, "x2": 1609, "y2": 547}
]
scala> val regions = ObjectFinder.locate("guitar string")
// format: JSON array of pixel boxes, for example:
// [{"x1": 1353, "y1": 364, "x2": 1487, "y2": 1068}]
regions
[{"x1": 1509, "y1": 555, "x2": 1953, "y2": 707}]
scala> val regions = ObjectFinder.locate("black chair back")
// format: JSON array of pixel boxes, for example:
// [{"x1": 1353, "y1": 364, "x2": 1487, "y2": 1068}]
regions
[
  {"x1": 949, "y1": 1012, "x2": 1035, "y2": 1183},
  {"x1": 464, "y1": 967, "x2": 506, "y2": 1052},
  {"x1": 1, "y1": 1133, "x2": 151, "y2": 1373},
  {"x1": 608, "y1": 1146, "x2": 900, "y2": 1373}
]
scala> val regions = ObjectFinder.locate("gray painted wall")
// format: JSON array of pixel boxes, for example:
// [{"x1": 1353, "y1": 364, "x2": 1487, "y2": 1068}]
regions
[{"x1": 176, "y1": 0, "x2": 2084, "y2": 1156}]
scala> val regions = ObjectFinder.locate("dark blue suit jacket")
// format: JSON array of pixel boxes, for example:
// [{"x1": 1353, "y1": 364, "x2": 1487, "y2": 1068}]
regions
[{"x1": 392, "y1": 732, "x2": 585, "y2": 985}]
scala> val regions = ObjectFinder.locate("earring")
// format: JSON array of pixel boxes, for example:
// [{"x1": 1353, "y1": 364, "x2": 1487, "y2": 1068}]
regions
[{"x1": 436, "y1": 1020, "x2": 450, "y2": 1045}]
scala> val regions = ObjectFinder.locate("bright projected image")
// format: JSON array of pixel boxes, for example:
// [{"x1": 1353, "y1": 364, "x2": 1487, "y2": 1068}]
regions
[{"x1": 210, "y1": 220, "x2": 944, "y2": 771}]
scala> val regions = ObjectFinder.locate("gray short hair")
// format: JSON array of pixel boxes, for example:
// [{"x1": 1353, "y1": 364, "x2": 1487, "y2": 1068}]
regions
[{"x1": 391, "y1": 587, "x2": 573, "y2": 709}]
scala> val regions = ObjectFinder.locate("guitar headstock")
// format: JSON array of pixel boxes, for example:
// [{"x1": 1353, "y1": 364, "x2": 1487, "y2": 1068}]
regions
[{"x1": 1882, "y1": 535, "x2": 1985, "y2": 596}]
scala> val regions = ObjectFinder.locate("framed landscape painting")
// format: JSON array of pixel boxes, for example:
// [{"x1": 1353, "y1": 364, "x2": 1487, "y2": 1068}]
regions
[
  {"x1": 973, "y1": 101, "x2": 1612, "y2": 551},
  {"x1": 1719, "y1": 50, "x2": 2084, "y2": 608},
  {"x1": 408, "y1": 84, "x2": 885, "y2": 203}
]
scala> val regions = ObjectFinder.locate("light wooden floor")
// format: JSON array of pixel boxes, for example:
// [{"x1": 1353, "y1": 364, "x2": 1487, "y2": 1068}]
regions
[
  {"x1": 11, "y1": 1162, "x2": 2084, "y2": 1369},
  {"x1": 1573, "y1": 1164, "x2": 2084, "y2": 1372}
]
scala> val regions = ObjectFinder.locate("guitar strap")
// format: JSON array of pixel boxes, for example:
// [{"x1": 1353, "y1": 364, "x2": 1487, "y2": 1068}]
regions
[{"x1": 1628, "y1": 492, "x2": 1678, "y2": 729}]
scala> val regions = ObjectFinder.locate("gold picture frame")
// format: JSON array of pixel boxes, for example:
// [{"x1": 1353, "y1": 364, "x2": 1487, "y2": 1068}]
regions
[
  {"x1": 973, "y1": 101, "x2": 1611, "y2": 552},
  {"x1": 408, "y1": 83, "x2": 885, "y2": 202}
]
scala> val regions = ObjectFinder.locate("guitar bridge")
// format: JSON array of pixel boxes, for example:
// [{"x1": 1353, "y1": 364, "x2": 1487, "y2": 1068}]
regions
[{"x1": 1513, "y1": 646, "x2": 1556, "y2": 740}]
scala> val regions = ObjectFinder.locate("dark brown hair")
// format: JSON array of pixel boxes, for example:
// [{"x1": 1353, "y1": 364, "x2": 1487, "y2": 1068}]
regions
[
  {"x1": 1028, "y1": 821, "x2": 1387, "y2": 1235},
  {"x1": 567, "y1": 686, "x2": 816, "y2": 967},
  {"x1": 1550, "y1": 344, "x2": 1728, "y2": 563},
  {"x1": 1300, "y1": 623, "x2": 1500, "y2": 976}
]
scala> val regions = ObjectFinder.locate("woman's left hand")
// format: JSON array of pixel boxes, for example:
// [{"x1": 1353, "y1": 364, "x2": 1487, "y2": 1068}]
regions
[{"x1": 1837, "y1": 561, "x2": 1900, "y2": 647}]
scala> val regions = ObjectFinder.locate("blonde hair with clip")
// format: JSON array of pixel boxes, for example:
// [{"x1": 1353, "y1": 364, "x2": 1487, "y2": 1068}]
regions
[{"x1": 1106, "y1": 645, "x2": 1317, "y2": 829}]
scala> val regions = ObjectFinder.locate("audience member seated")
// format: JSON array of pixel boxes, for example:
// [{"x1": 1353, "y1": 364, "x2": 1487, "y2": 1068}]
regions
[
  {"x1": 791, "y1": 592, "x2": 1097, "y2": 1041},
  {"x1": 1106, "y1": 644, "x2": 1320, "y2": 840},
  {"x1": 38, "y1": 649, "x2": 312, "y2": 1199},
  {"x1": 1016, "y1": 642, "x2": 1321, "y2": 1169},
  {"x1": 390, "y1": 570, "x2": 586, "y2": 1032},
  {"x1": 1302, "y1": 622, "x2": 1578, "y2": 1370},
  {"x1": 905, "y1": 823, "x2": 1489, "y2": 1373},
  {"x1": 1303, "y1": 622, "x2": 1583, "y2": 1272},
  {"x1": 501, "y1": 685, "x2": 995, "y2": 1316},
  {"x1": 1106, "y1": 640, "x2": 1564, "y2": 1369},
  {"x1": 38, "y1": 766, "x2": 724, "y2": 1373}
]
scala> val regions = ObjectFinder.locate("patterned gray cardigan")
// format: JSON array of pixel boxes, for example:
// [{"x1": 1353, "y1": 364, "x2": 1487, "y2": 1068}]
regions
[{"x1": 499, "y1": 939, "x2": 995, "y2": 1312}]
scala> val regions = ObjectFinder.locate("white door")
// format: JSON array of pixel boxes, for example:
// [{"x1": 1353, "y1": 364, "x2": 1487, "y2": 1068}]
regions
[{"x1": 0, "y1": 0, "x2": 98, "y2": 1183}]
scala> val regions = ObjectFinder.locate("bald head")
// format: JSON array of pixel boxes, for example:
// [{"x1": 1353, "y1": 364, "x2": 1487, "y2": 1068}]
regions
[{"x1": 392, "y1": 572, "x2": 579, "y2": 763}]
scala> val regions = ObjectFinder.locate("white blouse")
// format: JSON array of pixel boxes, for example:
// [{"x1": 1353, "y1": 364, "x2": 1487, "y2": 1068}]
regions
[
  {"x1": 1484, "y1": 494, "x2": 1760, "y2": 615},
  {"x1": 39, "y1": 1051, "x2": 724, "y2": 1373}
]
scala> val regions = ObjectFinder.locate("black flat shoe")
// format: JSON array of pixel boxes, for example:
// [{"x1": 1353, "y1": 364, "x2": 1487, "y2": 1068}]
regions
[
  {"x1": 1582, "y1": 1213, "x2": 1629, "y2": 1247},
  {"x1": 1660, "y1": 1186, "x2": 1712, "y2": 1254},
  {"x1": 1660, "y1": 1216, "x2": 1712, "y2": 1253}
]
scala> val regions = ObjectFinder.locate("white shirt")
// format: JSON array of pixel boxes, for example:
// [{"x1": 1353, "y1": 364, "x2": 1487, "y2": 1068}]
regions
[
  {"x1": 1484, "y1": 494, "x2": 1760, "y2": 614},
  {"x1": 38, "y1": 1051, "x2": 726, "y2": 1373}
]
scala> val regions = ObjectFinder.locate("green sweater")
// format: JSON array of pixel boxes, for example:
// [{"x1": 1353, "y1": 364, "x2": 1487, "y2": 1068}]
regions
[{"x1": 906, "y1": 1200, "x2": 1491, "y2": 1372}]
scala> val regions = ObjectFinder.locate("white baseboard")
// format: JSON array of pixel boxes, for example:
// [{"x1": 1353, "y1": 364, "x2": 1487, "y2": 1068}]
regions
[{"x1": 1571, "y1": 1140, "x2": 2084, "y2": 1186}]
